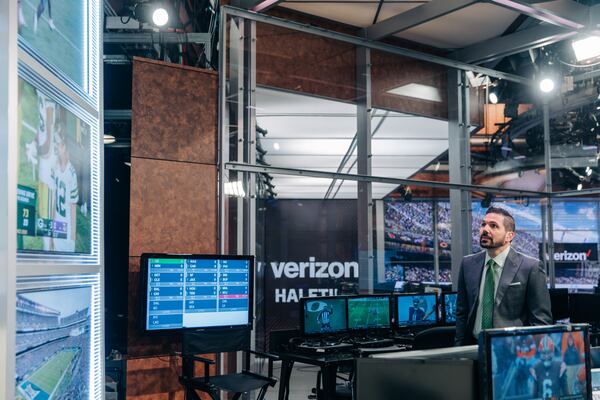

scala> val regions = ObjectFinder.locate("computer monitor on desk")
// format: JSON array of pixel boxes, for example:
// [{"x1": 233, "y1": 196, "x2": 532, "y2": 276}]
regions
[
  {"x1": 347, "y1": 295, "x2": 391, "y2": 332},
  {"x1": 479, "y1": 324, "x2": 591, "y2": 400},
  {"x1": 442, "y1": 292, "x2": 457, "y2": 325},
  {"x1": 395, "y1": 293, "x2": 438, "y2": 330},
  {"x1": 301, "y1": 296, "x2": 347, "y2": 336},
  {"x1": 570, "y1": 293, "x2": 600, "y2": 326}
]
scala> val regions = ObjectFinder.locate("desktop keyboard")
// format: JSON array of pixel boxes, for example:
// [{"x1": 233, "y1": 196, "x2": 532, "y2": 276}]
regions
[
  {"x1": 295, "y1": 341, "x2": 354, "y2": 354},
  {"x1": 352, "y1": 337, "x2": 394, "y2": 348}
]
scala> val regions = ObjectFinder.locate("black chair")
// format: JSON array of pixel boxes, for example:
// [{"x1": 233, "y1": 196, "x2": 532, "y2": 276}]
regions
[
  {"x1": 178, "y1": 329, "x2": 279, "y2": 400},
  {"x1": 413, "y1": 326, "x2": 456, "y2": 350}
]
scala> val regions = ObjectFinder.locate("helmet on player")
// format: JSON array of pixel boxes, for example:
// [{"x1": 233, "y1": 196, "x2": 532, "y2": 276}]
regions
[
  {"x1": 413, "y1": 297, "x2": 422, "y2": 307},
  {"x1": 538, "y1": 336, "x2": 555, "y2": 367}
]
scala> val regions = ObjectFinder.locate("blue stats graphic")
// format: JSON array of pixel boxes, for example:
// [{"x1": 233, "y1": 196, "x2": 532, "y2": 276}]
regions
[{"x1": 146, "y1": 258, "x2": 250, "y2": 330}]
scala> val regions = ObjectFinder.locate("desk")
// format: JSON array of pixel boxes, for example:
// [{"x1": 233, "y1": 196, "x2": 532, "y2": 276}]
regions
[{"x1": 276, "y1": 346, "x2": 407, "y2": 400}]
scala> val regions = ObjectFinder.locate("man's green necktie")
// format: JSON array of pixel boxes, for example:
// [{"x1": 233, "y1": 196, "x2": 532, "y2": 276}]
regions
[{"x1": 481, "y1": 259, "x2": 496, "y2": 330}]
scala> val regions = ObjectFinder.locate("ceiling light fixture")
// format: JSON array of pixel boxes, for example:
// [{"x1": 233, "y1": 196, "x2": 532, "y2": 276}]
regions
[
  {"x1": 104, "y1": 134, "x2": 116, "y2": 144},
  {"x1": 572, "y1": 36, "x2": 600, "y2": 62},
  {"x1": 539, "y1": 77, "x2": 555, "y2": 93},
  {"x1": 152, "y1": 7, "x2": 169, "y2": 27},
  {"x1": 489, "y1": 92, "x2": 499, "y2": 104}
]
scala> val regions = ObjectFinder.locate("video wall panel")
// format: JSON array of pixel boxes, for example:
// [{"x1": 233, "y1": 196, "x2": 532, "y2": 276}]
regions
[
  {"x1": 15, "y1": 275, "x2": 102, "y2": 400},
  {"x1": 16, "y1": 68, "x2": 101, "y2": 265},
  {"x1": 17, "y1": 0, "x2": 101, "y2": 104}
]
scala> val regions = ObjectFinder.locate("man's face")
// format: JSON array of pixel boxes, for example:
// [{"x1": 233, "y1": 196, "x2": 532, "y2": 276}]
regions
[
  {"x1": 57, "y1": 139, "x2": 67, "y2": 164},
  {"x1": 479, "y1": 213, "x2": 514, "y2": 249}
]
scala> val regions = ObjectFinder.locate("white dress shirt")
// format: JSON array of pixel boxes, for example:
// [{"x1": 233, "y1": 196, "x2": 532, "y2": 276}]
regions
[{"x1": 472, "y1": 246, "x2": 511, "y2": 337}]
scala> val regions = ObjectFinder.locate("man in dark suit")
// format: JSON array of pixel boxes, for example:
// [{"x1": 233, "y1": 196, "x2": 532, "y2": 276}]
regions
[{"x1": 455, "y1": 207, "x2": 552, "y2": 346}]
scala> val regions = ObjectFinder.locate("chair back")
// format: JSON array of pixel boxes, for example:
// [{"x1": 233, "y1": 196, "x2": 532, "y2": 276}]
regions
[
  {"x1": 182, "y1": 328, "x2": 251, "y2": 355},
  {"x1": 413, "y1": 326, "x2": 456, "y2": 350}
]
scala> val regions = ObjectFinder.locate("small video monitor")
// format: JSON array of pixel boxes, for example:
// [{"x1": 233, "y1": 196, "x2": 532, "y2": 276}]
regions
[
  {"x1": 442, "y1": 292, "x2": 458, "y2": 325},
  {"x1": 395, "y1": 293, "x2": 438, "y2": 327},
  {"x1": 592, "y1": 368, "x2": 600, "y2": 393},
  {"x1": 301, "y1": 297, "x2": 347, "y2": 336},
  {"x1": 479, "y1": 324, "x2": 591, "y2": 400},
  {"x1": 569, "y1": 293, "x2": 600, "y2": 324},
  {"x1": 347, "y1": 296, "x2": 391, "y2": 331}
]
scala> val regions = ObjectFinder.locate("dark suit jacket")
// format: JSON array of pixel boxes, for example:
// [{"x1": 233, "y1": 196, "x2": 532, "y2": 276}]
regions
[{"x1": 455, "y1": 248, "x2": 553, "y2": 346}]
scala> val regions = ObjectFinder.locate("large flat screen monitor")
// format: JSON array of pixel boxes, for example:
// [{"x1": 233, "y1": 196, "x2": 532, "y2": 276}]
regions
[
  {"x1": 395, "y1": 293, "x2": 438, "y2": 328},
  {"x1": 301, "y1": 296, "x2": 347, "y2": 336},
  {"x1": 140, "y1": 254, "x2": 253, "y2": 331},
  {"x1": 479, "y1": 324, "x2": 591, "y2": 400},
  {"x1": 347, "y1": 295, "x2": 391, "y2": 331},
  {"x1": 442, "y1": 292, "x2": 457, "y2": 325}
]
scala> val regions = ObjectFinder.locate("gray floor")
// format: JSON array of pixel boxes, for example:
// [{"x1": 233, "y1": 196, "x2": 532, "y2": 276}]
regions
[{"x1": 264, "y1": 362, "x2": 320, "y2": 400}]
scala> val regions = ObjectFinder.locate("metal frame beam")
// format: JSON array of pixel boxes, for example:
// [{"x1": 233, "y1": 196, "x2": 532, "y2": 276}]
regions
[
  {"x1": 0, "y1": 0, "x2": 17, "y2": 397},
  {"x1": 225, "y1": 162, "x2": 547, "y2": 197},
  {"x1": 451, "y1": 24, "x2": 576, "y2": 64},
  {"x1": 104, "y1": 32, "x2": 212, "y2": 44},
  {"x1": 489, "y1": 0, "x2": 587, "y2": 30},
  {"x1": 448, "y1": 70, "x2": 472, "y2": 291},
  {"x1": 366, "y1": 0, "x2": 478, "y2": 41},
  {"x1": 356, "y1": 46, "x2": 373, "y2": 293},
  {"x1": 222, "y1": 6, "x2": 532, "y2": 85}
]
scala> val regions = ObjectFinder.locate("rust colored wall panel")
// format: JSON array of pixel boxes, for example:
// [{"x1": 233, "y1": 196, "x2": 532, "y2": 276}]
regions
[
  {"x1": 131, "y1": 58, "x2": 218, "y2": 164},
  {"x1": 371, "y1": 50, "x2": 448, "y2": 119},
  {"x1": 129, "y1": 158, "x2": 217, "y2": 257},
  {"x1": 256, "y1": 23, "x2": 357, "y2": 102}
]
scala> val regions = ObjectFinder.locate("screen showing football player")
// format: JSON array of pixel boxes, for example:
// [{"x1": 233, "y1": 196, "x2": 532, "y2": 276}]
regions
[
  {"x1": 50, "y1": 116, "x2": 78, "y2": 252},
  {"x1": 408, "y1": 296, "x2": 435, "y2": 322},
  {"x1": 317, "y1": 305, "x2": 334, "y2": 332},
  {"x1": 530, "y1": 335, "x2": 567, "y2": 399}
]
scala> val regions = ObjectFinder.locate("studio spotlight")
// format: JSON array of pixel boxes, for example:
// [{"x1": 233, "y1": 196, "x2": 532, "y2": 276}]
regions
[
  {"x1": 152, "y1": 7, "x2": 169, "y2": 27},
  {"x1": 539, "y1": 78, "x2": 555, "y2": 93},
  {"x1": 577, "y1": 183, "x2": 583, "y2": 191},
  {"x1": 586, "y1": 167, "x2": 593, "y2": 177},
  {"x1": 133, "y1": 2, "x2": 170, "y2": 28},
  {"x1": 489, "y1": 91, "x2": 499, "y2": 104}
]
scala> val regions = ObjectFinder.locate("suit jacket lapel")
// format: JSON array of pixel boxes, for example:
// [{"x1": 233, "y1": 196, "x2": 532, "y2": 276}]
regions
[
  {"x1": 495, "y1": 248, "x2": 522, "y2": 306},
  {"x1": 470, "y1": 251, "x2": 487, "y2": 303}
]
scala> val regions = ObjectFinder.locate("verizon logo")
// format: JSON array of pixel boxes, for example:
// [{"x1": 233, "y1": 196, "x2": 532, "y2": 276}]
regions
[{"x1": 554, "y1": 249, "x2": 592, "y2": 262}]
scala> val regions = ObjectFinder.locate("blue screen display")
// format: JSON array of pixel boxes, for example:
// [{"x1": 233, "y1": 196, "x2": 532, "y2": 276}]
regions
[
  {"x1": 396, "y1": 294, "x2": 437, "y2": 327},
  {"x1": 145, "y1": 257, "x2": 250, "y2": 330}
]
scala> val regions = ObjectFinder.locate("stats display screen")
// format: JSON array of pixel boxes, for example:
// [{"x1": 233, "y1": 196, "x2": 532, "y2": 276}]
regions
[
  {"x1": 396, "y1": 293, "x2": 437, "y2": 327},
  {"x1": 302, "y1": 297, "x2": 347, "y2": 335},
  {"x1": 348, "y1": 296, "x2": 390, "y2": 330},
  {"x1": 142, "y1": 254, "x2": 252, "y2": 331},
  {"x1": 442, "y1": 292, "x2": 457, "y2": 324},
  {"x1": 483, "y1": 326, "x2": 591, "y2": 400}
]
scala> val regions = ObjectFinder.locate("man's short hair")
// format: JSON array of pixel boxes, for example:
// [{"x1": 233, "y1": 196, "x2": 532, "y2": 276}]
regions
[{"x1": 485, "y1": 206, "x2": 516, "y2": 232}]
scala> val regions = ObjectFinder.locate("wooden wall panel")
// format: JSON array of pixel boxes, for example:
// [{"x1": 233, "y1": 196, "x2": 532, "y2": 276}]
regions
[
  {"x1": 129, "y1": 158, "x2": 217, "y2": 257},
  {"x1": 128, "y1": 59, "x2": 218, "y2": 400},
  {"x1": 371, "y1": 50, "x2": 447, "y2": 119},
  {"x1": 131, "y1": 58, "x2": 217, "y2": 164}
]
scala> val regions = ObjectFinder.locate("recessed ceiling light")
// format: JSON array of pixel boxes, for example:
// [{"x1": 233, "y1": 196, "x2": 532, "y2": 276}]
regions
[
  {"x1": 273, "y1": 142, "x2": 280, "y2": 151},
  {"x1": 387, "y1": 83, "x2": 442, "y2": 103}
]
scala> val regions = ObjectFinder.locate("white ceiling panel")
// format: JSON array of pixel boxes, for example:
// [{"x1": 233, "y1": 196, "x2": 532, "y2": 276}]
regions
[
  {"x1": 257, "y1": 116, "x2": 357, "y2": 139},
  {"x1": 396, "y1": 3, "x2": 520, "y2": 49},
  {"x1": 280, "y1": 1, "x2": 379, "y2": 28}
]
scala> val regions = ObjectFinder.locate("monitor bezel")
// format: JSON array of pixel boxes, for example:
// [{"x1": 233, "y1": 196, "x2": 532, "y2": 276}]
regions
[
  {"x1": 479, "y1": 324, "x2": 592, "y2": 400},
  {"x1": 300, "y1": 295, "x2": 349, "y2": 337},
  {"x1": 441, "y1": 291, "x2": 458, "y2": 325},
  {"x1": 139, "y1": 253, "x2": 254, "y2": 333},
  {"x1": 394, "y1": 292, "x2": 439, "y2": 329},
  {"x1": 346, "y1": 294, "x2": 392, "y2": 332}
]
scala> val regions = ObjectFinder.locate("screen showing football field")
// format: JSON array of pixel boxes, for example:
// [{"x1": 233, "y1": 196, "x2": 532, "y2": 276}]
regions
[
  {"x1": 15, "y1": 286, "x2": 91, "y2": 400},
  {"x1": 348, "y1": 296, "x2": 390, "y2": 330},
  {"x1": 17, "y1": 78, "x2": 92, "y2": 254},
  {"x1": 18, "y1": 0, "x2": 86, "y2": 89}
]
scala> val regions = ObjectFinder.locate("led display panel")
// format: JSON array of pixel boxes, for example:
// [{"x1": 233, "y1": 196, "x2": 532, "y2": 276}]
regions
[
  {"x1": 15, "y1": 286, "x2": 91, "y2": 400},
  {"x1": 17, "y1": 77, "x2": 92, "y2": 254}
]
